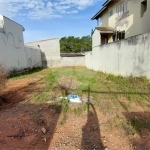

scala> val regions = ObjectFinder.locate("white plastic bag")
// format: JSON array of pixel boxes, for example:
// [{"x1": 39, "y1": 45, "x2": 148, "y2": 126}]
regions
[{"x1": 68, "y1": 94, "x2": 82, "y2": 103}]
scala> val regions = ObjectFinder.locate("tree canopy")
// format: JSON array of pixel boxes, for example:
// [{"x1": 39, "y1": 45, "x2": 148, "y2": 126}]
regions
[{"x1": 60, "y1": 35, "x2": 92, "y2": 53}]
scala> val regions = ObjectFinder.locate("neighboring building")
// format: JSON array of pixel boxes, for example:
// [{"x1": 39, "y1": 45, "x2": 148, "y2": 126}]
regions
[
  {"x1": 91, "y1": 0, "x2": 150, "y2": 46},
  {"x1": 26, "y1": 38, "x2": 61, "y2": 68}
]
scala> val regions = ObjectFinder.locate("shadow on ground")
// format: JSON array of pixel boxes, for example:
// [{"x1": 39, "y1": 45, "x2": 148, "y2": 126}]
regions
[
  {"x1": 81, "y1": 103, "x2": 105, "y2": 149},
  {"x1": 0, "y1": 77, "x2": 61, "y2": 150},
  {"x1": 0, "y1": 75, "x2": 150, "y2": 149},
  {"x1": 8, "y1": 67, "x2": 43, "y2": 78},
  {"x1": 81, "y1": 87, "x2": 105, "y2": 150},
  {"x1": 82, "y1": 87, "x2": 150, "y2": 150},
  {"x1": 123, "y1": 112, "x2": 150, "y2": 150}
]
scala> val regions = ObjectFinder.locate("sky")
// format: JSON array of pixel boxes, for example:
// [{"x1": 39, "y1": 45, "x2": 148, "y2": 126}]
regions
[{"x1": 0, "y1": 0, "x2": 105, "y2": 42}]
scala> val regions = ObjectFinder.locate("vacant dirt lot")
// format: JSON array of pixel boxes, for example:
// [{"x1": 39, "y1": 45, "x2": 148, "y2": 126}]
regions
[{"x1": 0, "y1": 67, "x2": 150, "y2": 150}]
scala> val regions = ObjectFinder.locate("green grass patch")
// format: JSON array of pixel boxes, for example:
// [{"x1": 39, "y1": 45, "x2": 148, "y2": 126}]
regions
[
  {"x1": 9, "y1": 67, "x2": 43, "y2": 79},
  {"x1": 123, "y1": 118, "x2": 150, "y2": 135},
  {"x1": 32, "y1": 92, "x2": 49, "y2": 103},
  {"x1": 73, "y1": 104, "x2": 88, "y2": 116},
  {"x1": 11, "y1": 67, "x2": 150, "y2": 129}
]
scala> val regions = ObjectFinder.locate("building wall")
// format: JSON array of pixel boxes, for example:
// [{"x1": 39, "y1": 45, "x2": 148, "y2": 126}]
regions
[
  {"x1": 86, "y1": 32, "x2": 150, "y2": 79},
  {"x1": 125, "y1": 0, "x2": 149, "y2": 36},
  {"x1": 92, "y1": 29, "x2": 101, "y2": 47},
  {"x1": 100, "y1": 9, "x2": 109, "y2": 26},
  {"x1": 99, "y1": 0, "x2": 150, "y2": 39},
  {"x1": 107, "y1": 0, "x2": 128, "y2": 32},
  {"x1": 26, "y1": 38, "x2": 61, "y2": 68},
  {"x1": 61, "y1": 56, "x2": 85, "y2": 67},
  {"x1": 85, "y1": 52, "x2": 93, "y2": 70},
  {"x1": 0, "y1": 15, "x2": 42, "y2": 71}
]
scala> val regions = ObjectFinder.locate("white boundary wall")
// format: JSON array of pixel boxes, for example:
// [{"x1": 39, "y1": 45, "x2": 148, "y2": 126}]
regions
[
  {"x1": 61, "y1": 56, "x2": 85, "y2": 67},
  {"x1": 0, "y1": 15, "x2": 42, "y2": 71},
  {"x1": 86, "y1": 32, "x2": 150, "y2": 78},
  {"x1": 24, "y1": 46, "x2": 42, "y2": 69},
  {"x1": 26, "y1": 38, "x2": 61, "y2": 68}
]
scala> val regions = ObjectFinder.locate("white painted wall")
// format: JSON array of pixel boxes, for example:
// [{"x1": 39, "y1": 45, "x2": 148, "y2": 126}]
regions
[
  {"x1": 61, "y1": 56, "x2": 85, "y2": 67},
  {"x1": 26, "y1": 38, "x2": 61, "y2": 68},
  {"x1": 86, "y1": 32, "x2": 150, "y2": 78},
  {"x1": 92, "y1": 29, "x2": 101, "y2": 47},
  {"x1": 0, "y1": 15, "x2": 42, "y2": 71},
  {"x1": 85, "y1": 52, "x2": 93, "y2": 70},
  {"x1": 24, "y1": 46, "x2": 42, "y2": 69}
]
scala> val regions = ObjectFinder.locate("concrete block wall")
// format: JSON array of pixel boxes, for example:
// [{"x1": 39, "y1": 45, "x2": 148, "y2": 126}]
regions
[
  {"x1": 85, "y1": 52, "x2": 93, "y2": 70},
  {"x1": 86, "y1": 32, "x2": 150, "y2": 78},
  {"x1": 61, "y1": 56, "x2": 85, "y2": 67},
  {"x1": 24, "y1": 46, "x2": 42, "y2": 69},
  {"x1": 26, "y1": 38, "x2": 62, "y2": 68}
]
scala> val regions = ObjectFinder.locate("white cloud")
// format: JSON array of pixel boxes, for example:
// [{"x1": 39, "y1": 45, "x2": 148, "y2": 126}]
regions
[
  {"x1": 26, "y1": 3, "x2": 35, "y2": 9},
  {"x1": 0, "y1": 0, "x2": 99, "y2": 20}
]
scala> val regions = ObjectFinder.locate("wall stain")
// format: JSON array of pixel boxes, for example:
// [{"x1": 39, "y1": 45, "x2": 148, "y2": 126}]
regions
[
  {"x1": 117, "y1": 41, "x2": 121, "y2": 50},
  {"x1": 2, "y1": 36, "x2": 7, "y2": 46},
  {"x1": 7, "y1": 32, "x2": 15, "y2": 47}
]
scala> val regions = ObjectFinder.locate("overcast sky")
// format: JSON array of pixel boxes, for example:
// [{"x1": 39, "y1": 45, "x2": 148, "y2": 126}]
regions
[{"x1": 0, "y1": 0, "x2": 104, "y2": 42}]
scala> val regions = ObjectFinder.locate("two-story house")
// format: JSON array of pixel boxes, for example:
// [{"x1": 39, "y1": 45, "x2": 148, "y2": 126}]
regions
[{"x1": 91, "y1": 0, "x2": 150, "y2": 46}]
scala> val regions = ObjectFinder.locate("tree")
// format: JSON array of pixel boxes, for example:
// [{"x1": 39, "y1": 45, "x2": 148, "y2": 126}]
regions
[{"x1": 60, "y1": 35, "x2": 92, "y2": 53}]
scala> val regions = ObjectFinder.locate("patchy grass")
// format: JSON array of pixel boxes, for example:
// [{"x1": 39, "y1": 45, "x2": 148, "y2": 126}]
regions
[
  {"x1": 72, "y1": 103, "x2": 88, "y2": 116},
  {"x1": 22, "y1": 67, "x2": 150, "y2": 111},
  {"x1": 59, "y1": 99, "x2": 69, "y2": 125},
  {"x1": 32, "y1": 92, "x2": 49, "y2": 103},
  {"x1": 50, "y1": 99, "x2": 70, "y2": 125},
  {"x1": 10, "y1": 67, "x2": 150, "y2": 136},
  {"x1": 9, "y1": 67, "x2": 43, "y2": 79}
]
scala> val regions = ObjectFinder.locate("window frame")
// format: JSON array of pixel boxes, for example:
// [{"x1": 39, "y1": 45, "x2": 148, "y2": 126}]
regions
[
  {"x1": 109, "y1": 10, "x2": 113, "y2": 17},
  {"x1": 116, "y1": 0, "x2": 128, "y2": 17}
]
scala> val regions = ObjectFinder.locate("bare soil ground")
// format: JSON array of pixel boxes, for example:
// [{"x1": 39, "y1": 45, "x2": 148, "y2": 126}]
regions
[{"x1": 0, "y1": 70, "x2": 150, "y2": 150}]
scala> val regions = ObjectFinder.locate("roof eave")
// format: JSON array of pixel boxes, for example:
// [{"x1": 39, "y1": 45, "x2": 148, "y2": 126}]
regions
[
  {"x1": 102, "y1": 0, "x2": 113, "y2": 7},
  {"x1": 91, "y1": 0, "x2": 113, "y2": 20},
  {"x1": 91, "y1": 7, "x2": 107, "y2": 20},
  {"x1": 100, "y1": 31, "x2": 114, "y2": 33}
]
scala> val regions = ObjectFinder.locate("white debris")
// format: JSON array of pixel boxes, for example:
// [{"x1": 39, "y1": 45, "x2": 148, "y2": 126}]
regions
[
  {"x1": 68, "y1": 94, "x2": 82, "y2": 103},
  {"x1": 41, "y1": 127, "x2": 47, "y2": 134},
  {"x1": 58, "y1": 96, "x2": 68, "y2": 99}
]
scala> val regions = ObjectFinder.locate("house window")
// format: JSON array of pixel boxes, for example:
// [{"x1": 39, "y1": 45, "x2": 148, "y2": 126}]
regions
[
  {"x1": 97, "y1": 18, "x2": 100, "y2": 26},
  {"x1": 119, "y1": 31, "x2": 125, "y2": 40},
  {"x1": 109, "y1": 10, "x2": 113, "y2": 17},
  {"x1": 116, "y1": 0, "x2": 128, "y2": 16},
  {"x1": 141, "y1": 0, "x2": 147, "y2": 17},
  {"x1": 113, "y1": 31, "x2": 125, "y2": 41}
]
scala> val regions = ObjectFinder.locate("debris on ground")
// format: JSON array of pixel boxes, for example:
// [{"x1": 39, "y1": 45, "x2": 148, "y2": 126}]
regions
[
  {"x1": 68, "y1": 94, "x2": 82, "y2": 103},
  {"x1": 7, "y1": 130, "x2": 25, "y2": 139},
  {"x1": 41, "y1": 127, "x2": 47, "y2": 134}
]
